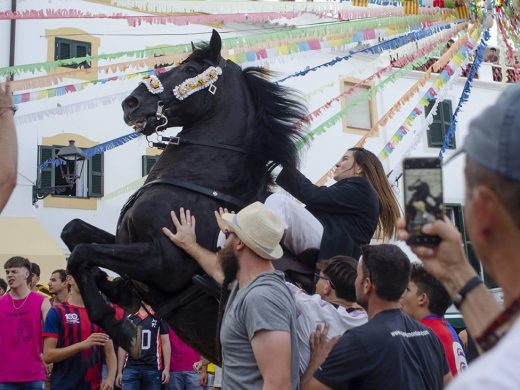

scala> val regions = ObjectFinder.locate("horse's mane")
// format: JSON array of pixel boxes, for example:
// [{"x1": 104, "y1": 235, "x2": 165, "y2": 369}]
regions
[
  {"x1": 186, "y1": 43, "x2": 310, "y2": 200},
  {"x1": 239, "y1": 67, "x2": 309, "y2": 198}
]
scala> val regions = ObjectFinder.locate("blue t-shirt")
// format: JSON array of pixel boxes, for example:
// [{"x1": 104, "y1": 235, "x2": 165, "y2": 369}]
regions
[{"x1": 43, "y1": 303, "x2": 106, "y2": 390}]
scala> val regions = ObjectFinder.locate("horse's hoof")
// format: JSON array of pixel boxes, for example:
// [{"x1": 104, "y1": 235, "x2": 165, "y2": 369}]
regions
[
  {"x1": 115, "y1": 320, "x2": 142, "y2": 360},
  {"x1": 128, "y1": 325, "x2": 142, "y2": 360}
]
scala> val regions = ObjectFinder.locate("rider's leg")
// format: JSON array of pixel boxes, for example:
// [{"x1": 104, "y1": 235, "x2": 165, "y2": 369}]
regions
[{"x1": 264, "y1": 192, "x2": 323, "y2": 255}]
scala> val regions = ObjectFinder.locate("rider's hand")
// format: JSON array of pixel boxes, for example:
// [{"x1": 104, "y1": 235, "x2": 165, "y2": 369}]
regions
[
  {"x1": 396, "y1": 216, "x2": 478, "y2": 295},
  {"x1": 163, "y1": 207, "x2": 197, "y2": 250}
]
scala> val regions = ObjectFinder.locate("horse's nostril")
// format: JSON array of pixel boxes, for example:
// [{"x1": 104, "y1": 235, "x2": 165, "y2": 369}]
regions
[{"x1": 124, "y1": 96, "x2": 139, "y2": 109}]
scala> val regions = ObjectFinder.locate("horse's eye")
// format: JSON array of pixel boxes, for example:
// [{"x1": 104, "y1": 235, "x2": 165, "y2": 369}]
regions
[{"x1": 186, "y1": 65, "x2": 198, "y2": 73}]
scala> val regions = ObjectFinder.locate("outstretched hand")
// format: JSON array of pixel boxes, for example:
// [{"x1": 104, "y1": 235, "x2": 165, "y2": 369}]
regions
[
  {"x1": 162, "y1": 207, "x2": 197, "y2": 250},
  {"x1": 214, "y1": 207, "x2": 234, "y2": 231},
  {"x1": 309, "y1": 323, "x2": 340, "y2": 367}
]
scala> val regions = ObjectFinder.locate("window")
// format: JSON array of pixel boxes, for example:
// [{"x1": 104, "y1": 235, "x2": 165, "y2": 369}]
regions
[
  {"x1": 142, "y1": 155, "x2": 160, "y2": 176},
  {"x1": 426, "y1": 100, "x2": 455, "y2": 149},
  {"x1": 445, "y1": 203, "x2": 497, "y2": 288},
  {"x1": 38, "y1": 145, "x2": 104, "y2": 198},
  {"x1": 55, "y1": 38, "x2": 92, "y2": 69},
  {"x1": 340, "y1": 77, "x2": 378, "y2": 135}
]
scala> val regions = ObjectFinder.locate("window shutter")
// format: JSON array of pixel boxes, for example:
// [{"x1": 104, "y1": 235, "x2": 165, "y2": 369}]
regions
[
  {"x1": 38, "y1": 146, "x2": 55, "y2": 188},
  {"x1": 55, "y1": 39, "x2": 70, "y2": 61},
  {"x1": 428, "y1": 122, "x2": 444, "y2": 146},
  {"x1": 88, "y1": 154, "x2": 104, "y2": 197},
  {"x1": 142, "y1": 155, "x2": 159, "y2": 177}
]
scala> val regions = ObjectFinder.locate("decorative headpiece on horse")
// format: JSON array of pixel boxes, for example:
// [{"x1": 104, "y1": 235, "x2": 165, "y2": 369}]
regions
[
  {"x1": 140, "y1": 74, "x2": 164, "y2": 95},
  {"x1": 172, "y1": 66, "x2": 222, "y2": 101}
]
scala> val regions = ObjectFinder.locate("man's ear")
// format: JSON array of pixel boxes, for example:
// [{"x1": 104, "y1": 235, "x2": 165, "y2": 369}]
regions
[
  {"x1": 417, "y1": 292, "x2": 428, "y2": 308},
  {"x1": 470, "y1": 186, "x2": 497, "y2": 237}
]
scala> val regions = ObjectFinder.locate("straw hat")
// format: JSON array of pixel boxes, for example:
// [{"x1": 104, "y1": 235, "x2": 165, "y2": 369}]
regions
[{"x1": 220, "y1": 201, "x2": 284, "y2": 260}]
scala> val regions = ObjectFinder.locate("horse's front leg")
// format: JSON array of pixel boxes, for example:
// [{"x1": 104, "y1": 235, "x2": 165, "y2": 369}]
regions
[
  {"x1": 61, "y1": 218, "x2": 115, "y2": 251},
  {"x1": 67, "y1": 241, "x2": 162, "y2": 359}
]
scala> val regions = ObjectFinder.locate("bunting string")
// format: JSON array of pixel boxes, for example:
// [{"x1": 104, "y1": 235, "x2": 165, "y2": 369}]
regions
[
  {"x1": 497, "y1": 16, "x2": 520, "y2": 81},
  {"x1": 301, "y1": 24, "x2": 471, "y2": 152},
  {"x1": 387, "y1": 53, "x2": 470, "y2": 184},
  {"x1": 38, "y1": 132, "x2": 142, "y2": 170},
  {"x1": 378, "y1": 27, "x2": 481, "y2": 160},
  {"x1": 439, "y1": 29, "x2": 491, "y2": 160},
  {"x1": 276, "y1": 21, "x2": 457, "y2": 84},
  {"x1": 292, "y1": 22, "x2": 465, "y2": 127},
  {"x1": 0, "y1": 13, "x2": 445, "y2": 78},
  {"x1": 0, "y1": 8, "x2": 444, "y2": 24},
  {"x1": 315, "y1": 25, "x2": 476, "y2": 185},
  {"x1": 13, "y1": 21, "x2": 433, "y2": 103}
]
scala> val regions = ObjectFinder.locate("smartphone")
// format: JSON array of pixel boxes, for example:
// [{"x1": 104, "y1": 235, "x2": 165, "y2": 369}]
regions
[{"x1": 403, "y1": 157, "x2": 444, "y2": 246}]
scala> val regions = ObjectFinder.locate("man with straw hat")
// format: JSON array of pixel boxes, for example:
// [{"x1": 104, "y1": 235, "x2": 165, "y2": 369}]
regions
[{"x1": 163, "y1": 202, "x2": 300, "y2": 390}]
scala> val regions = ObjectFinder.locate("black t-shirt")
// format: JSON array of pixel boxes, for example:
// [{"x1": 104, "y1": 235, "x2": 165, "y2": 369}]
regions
[
  {"x1": 125, "y1": 312, "x2": 168, "y2": 371},
  {"x1": 314, "y1": 309, "x2": 449, "y2": 390}
]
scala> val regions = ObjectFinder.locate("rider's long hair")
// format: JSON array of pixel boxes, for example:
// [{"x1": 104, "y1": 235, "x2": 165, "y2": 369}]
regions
[{"x1": 349, "y1": 147, "x2": 400, "y2": 240}]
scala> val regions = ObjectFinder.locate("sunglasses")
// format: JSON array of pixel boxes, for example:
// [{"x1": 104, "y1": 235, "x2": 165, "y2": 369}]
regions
[{"x1": 314, "y1": 272, "x2": 336, "y2": 289}]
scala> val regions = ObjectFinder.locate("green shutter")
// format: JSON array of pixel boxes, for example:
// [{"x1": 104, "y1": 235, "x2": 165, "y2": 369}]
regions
[
  {"x1": 428, "y1": 122, "x2": 444, "y2": 146},
  {"x1": 38, "y1": 146, "x2": 55, "y2": 188},
  {"x1": 88, "y1": 154, "x2": 104, "y2": 197},
  {"x1": 141, "y1": 155, "x2": 159, "y2": 177}
]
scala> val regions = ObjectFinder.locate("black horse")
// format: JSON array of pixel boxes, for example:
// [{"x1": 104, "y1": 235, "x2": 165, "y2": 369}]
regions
[{"x1": 62, "y1": 30, "x2": 309, "y2": 364}]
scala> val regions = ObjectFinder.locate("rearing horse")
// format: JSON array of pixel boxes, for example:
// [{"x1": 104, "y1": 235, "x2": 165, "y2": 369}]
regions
[{"x1": 62, "y1": 30, "x2": 308, "y2": 364}]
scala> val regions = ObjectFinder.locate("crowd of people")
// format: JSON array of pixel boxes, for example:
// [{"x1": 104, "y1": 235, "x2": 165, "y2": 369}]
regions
[
  {"x1": 0, "y1": 256, "x2": 217, "y2": 390},
  {"x1": 1, "y1": 81, "x2": 519, "y2": 389}
]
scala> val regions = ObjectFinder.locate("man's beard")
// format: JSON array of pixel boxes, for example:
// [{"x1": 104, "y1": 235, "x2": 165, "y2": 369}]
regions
[{"x1": 218, "y1": 244, "x2": 240, "y2": 284}]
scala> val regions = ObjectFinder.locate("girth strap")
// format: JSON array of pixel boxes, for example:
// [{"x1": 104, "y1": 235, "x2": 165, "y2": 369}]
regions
[
  {"x1": 117, "y1": 178, "x2": 246, "y2": 230},
  {"x1": 149, "y1": 178, "x2": 246, "y2": 208}
]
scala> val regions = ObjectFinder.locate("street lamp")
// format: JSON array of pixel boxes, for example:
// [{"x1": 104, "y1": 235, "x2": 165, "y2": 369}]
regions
[{"x1": 32, "y1": 140, "x2": 87, "y2": 204}]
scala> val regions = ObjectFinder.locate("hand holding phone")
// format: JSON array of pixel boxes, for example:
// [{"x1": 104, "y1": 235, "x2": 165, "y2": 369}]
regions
[{"x1": 403, "y1": 157, "x2": 444, "y2": 246}]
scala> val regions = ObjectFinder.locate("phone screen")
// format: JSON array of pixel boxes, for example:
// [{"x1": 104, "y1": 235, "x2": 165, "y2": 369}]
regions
[{"x1": 403, "y1": 158, "x2": 444, "y2": 245}]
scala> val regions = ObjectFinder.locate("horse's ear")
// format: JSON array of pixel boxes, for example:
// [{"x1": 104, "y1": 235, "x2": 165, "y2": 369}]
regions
[
  {"x1": 209, "y1": 29, "x2": 222, "y2": 63},
  {"x1": 191, "y1": 41, "x2": 196, "y2": 52}
]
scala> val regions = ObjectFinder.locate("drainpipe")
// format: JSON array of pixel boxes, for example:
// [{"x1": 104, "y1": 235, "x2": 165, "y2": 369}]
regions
[{"x1": 8, "y1": 0, "x2": 16, "y2": 81}]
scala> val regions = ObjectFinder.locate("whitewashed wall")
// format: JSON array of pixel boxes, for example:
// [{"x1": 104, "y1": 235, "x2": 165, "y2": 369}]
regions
[{"x1": 1, "y1": 0, "x2": 508, "y2": 258}]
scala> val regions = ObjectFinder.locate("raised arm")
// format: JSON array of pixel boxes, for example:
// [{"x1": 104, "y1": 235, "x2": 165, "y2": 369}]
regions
[
  {"x1": 276, "y1": 167, "x2": 368, "y2": 213},
  {"x1": 0, "y1": 82, "x2": 17, "y2": 213},
  {"x1": 162, "y1": 207, "x2": 224, "y2": 284}
]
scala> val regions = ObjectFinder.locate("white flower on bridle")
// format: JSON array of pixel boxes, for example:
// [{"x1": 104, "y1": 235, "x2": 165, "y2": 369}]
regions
[
  {"x1": 173, "y1": 66, "x2": 222, "y2": 101},
  {"x1": 140, "y1": 74, "x2": 164, "y2": 95}
]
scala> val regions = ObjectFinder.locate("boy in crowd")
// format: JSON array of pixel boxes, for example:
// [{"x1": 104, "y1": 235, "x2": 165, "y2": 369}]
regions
[
  {"x1": 401, "y1": 263, "x2": 467, "y2": 376},
  {"x1": 43, "y1": 271, "x2": 116, "y2": 389},
  {"x1": 116, "y1": 304, "x2": 170, "y2": 389},
  {"x1": 0, "y1": 256, "x2": 51, "y2": 388}
]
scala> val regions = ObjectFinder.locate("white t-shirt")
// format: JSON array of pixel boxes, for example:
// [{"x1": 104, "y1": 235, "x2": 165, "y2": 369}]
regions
[
  {"x1": 285, "y1": 282, "x2": 368, "y2": 374},
  {"x1": 447, "y1": 317, "x2": 520, "y2": 389}
]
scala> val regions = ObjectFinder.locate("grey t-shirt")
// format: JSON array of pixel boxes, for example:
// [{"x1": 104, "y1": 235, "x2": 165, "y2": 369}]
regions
[{"x1": 220, "y1": 271, "x2": 300, "y2": 389}]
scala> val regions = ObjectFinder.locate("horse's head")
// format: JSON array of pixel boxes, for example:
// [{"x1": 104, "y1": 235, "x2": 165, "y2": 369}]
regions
[{"x1": 122, "y1": 30, "x2": 225, "y2": 136}]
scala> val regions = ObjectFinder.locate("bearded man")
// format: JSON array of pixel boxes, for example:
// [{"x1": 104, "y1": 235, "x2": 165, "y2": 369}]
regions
[{"x1": 163, "y1": 202, "x2": 299, "y2": 390}]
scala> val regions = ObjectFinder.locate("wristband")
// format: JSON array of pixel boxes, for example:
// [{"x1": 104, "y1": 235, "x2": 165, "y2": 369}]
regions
[{"x1": 452, "y1": 276, "x2": 483, "y2": 309}]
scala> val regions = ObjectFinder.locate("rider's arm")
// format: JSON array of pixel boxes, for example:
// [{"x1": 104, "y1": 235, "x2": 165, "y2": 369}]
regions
[
  {"x1": 163, "y1": 208, "x2": 224, "y2": 285},
  {"x1": 276, "y1": 167, "x2": 368, "y2": 212}
]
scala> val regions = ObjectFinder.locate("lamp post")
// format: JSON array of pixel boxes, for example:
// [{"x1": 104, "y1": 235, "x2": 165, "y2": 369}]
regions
[{"x1": 32, "y1": 140, "x2": 87, "y2": 204}]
